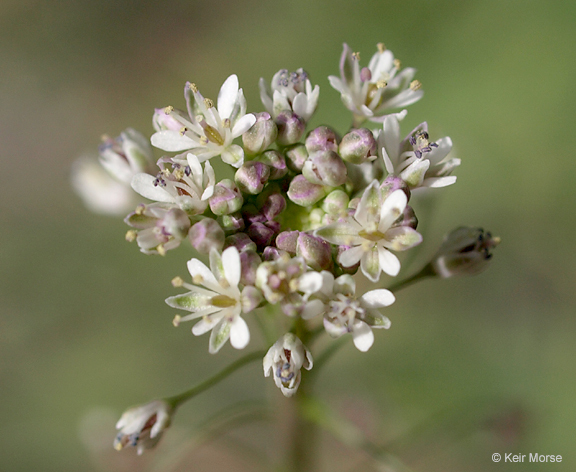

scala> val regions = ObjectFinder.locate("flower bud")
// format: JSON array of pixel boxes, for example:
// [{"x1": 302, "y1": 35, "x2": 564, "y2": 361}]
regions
[
  {"x1": 322, "y1": 189, "x2": 350, "y2": 216},
  {"x1": 275, "y1": 110, "x2": 305, "y2": 146},
  {"x1": 242, "y1": 112, "x2": 278, "y2": 155},
  {"x1": 263, "y1": 246, "x2": 285, "y2": 261},
  {"x1": 285, "y1": 144, "x2": 309, "y2": 172},
  {"x1": 339, "y1": 128, "x2": 377, "y2": 164},
  {"x1": 241, "y1": 285, "x2": 263, "y2": 312},
  {"x1": 393, "y1": 205, "x2": 418, "y2": 230},
  {"x1": 431, "y1": 227, "x2": 500, "y2": 278},
  {"x1": 188, "y1": 218, "x2": 225, "y2": 254},
  {"x1": 239, "y1": 250, "x2": 262, "y2": 286},
  {"x1": 209, "y1": 179, "x2": 243, "y2": 215},
  {"x1": 302, "y1": 150, "x2": 348, "y2": 187},
  {"x1": 224, "y1": 233, "x2": 257, "y2": 252},
  {"x1": 247, "y1": 222, "x2": 276, "y2": 249},
  {"x1": 380, "y1": 174, "x2": 411, "y2": 200},
  {"x1": 263, "y1": 333, "x2": 313, "y2": 397},
  {"x1": 242, "y1": 203, "x2": 266, "y2": 225},
  {"x1": 305, "y1": 126, "x2": 339, "y2": 153},
  {"x1": 257, "y1": 150, "x2": 288, "y2": 180},
  {"x1": 257, "y1": 184, "x2": 286, "y2": 221},
  {"x1": 218, "y1": 212, "x2": 245, "y2": 232},
  {"x1": 296, "y1": 232, "x2": 333, "y2": 271},
  {"x1": 114, "y1": 400, "x2": 172, "y2": 455},
  {"x1": 235, "y1": 161, "x2": 270, "y2": 195},
  {"x1": 287, "y1": 175, "x2": 326, "y2": 206},
  {"x1": 99, "y1": 128, "x2": 154, "y2": 184},
  {"x1": 276, "y1": 230, "x2": 299, "y2": 254}
]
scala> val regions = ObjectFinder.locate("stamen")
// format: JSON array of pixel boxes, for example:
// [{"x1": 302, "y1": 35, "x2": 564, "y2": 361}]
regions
[
  {"x1": 394, "y1": 59, "x2": 401, "y2": 69},
  {"x1": 189, "y1": 83, "x2": 198, "y2": 93},
  {"x1": 173, "y1": 315, "x2": 181, "y2": 327},
  {"x1": 184, "y1": 165, "x2": 192, "y2": 176},
  {"x1": 204, "y1": 98, "x2": 214, "y2": 109},
  {"x1": 171, "y1": 276, "x2": 184, "y2": 287},
  {"x1": 173, "y1": 169, "x2": 184, "y2": 180},
  {"x1": 199, "y1": 136, "x2": 209, "y2": 145},
  {"x1": 125, "y1": 230, "x2": 137, "y2": 242},
  {"x1": 135, "y1": 204, "x2": 145, "y2": 215},
  {"x1": 410, "y1": 80, "x2": 422, "y2": 91},
  {"x1": 222, "y1": 118, "x2": 231, "y2": 129},
  {"x1": 157, "y1": 244, "x2": 166, "y2": 256},
  {"x1": 377, "y1": 42, "x2": 386, "y2": 53},
  {"x1": 376, "y1": 79, "x2": 387, "y2": 89},
  {"x1": 352, "y1": 52, "x2": 361, "y2": 61},
  {"x1": 193, "y1": 274, "x2": 204, "y2": 284},
  {"x1": 179, "y1": 127, "x2": 188, "y2": 136},
  {"x1": 164, "y1": 106, "x2": 174, "y2": 115}
]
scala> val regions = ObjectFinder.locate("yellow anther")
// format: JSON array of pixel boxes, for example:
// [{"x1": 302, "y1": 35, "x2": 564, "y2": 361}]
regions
[
  {"x1": 492, "y1": 236, "x2": 502, "y2": 246},
  {"x1": 114, "y1": 442, "x2": 123, "y2": 451},
  {"x1": 204, "y1": 98, "x2": 214, "y2": 109},
  {"x1": 157, "y1": 245, "x2": 166, "y2": 256},
  {"x1": 172, "y1": 315, "x2": 181, "y2": 327},
  {"x1": 135, "y1": 204, "x2": 145, "y2": 215},
  {"x1": 410, "y1": 80, "x2": 422, "y2": 91},
  {"x1": 195, "y1": 114, "x2": 204, "y2": 123},
  {"x1": 352, "y1": 52, "x2": 361, "y2": 61},
  {"x1": 189, "y1": 83, "x2": 198, "y2": 93},
  {"x1": 171, "y1": 276, "x2": 184, "y2": 288},
  {"x1": 179, "y1": 127, "x2": 188, "y2": 136},
  {"x1": 162, "y1": 168, "x2": 171, "y2": 177},
  {"x1": 199, "y1": 136, "x2": 209, "y2": 145},
  {"x1": 193, "y1": 274, "x2": 204, "y2": 284},
  {"x1": 210, "y1": 295, "x2": 237, "y2": 308},
  {"x1": 100, "y1": 134, "x2": 111, "y2": 142},
  {"x1": 164, "y1": 106, "x2": 174, "y2": 115},
  {"x1": 393, "y1": 59, "x2": 401, "y2": 70},
  {"x1": 377, "y1": 42, "x2": 386, "y2": 53},
  {"x1": 289, "y1": 279, "x2": 299, "y2": 292},
  {"x1": 125, "y1": 230, "x2": 137, "y2": 242},
  {"x1": 376, "y1": 79, "x2": 387, "y2": 89},
  {"x1": 173, "y1": 169, "x2": 184, "y2": 180}
]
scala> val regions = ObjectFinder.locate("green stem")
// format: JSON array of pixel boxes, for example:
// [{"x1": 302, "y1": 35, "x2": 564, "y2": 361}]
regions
[
  {"x1": 165, "y1": 350, "x2": 266, "y2": 409},
  {"x1": 291, "y1": 374, "x2": 316, "y2": 472},
  {"x1": 386, "y1": 263, "x2": 435, "y2": 293}
]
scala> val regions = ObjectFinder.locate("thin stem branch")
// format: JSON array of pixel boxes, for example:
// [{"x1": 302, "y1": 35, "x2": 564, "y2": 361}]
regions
[
  {"x1": 386, "y1": 263, "x2": 435, "y2": 293},
  {"x1": 165, "y1": 350, "x2": 266, "y2": 409}
]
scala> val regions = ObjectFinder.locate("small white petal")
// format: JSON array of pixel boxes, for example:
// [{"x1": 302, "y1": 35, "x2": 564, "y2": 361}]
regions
[
  {"x1": 298, "y1": 272, "x2": 323, "y2": 294},
  {"x1": 222, "y1": 246, "x2": 241, "y2": 288},
  {"x1": 231, "y1": 113, "x2": 257, "y2": 137},
  {"x1": 361, "y1": 289, "x2": 395, "y2": 308},
  {"x1": 192, "y1": 314, "x2": 221, "y2": 336},
  {"x1": 378, "y1": 190, "x2": 407, "y2": 233},
  {"x1": 301, "y1": 299, "x2": 324, "y2": 320},
  {"x1": 217, "y1": 74, "x2": 239, "y2": 120},
  {"x1": 339, "y1": 245, "x2": 364, "y2": 268},
  {"x1": 377, "y1": 246, "x2": 401, "y2": 277},
  {"x1": 151, "y1": 131, "x2": 196, "y2": 152},
  {"x1": 229, "y1": 316, "x2": 250, "y2": 349},
  {"x1": 352, "y1": 321, "x2": 374, "y2": 352},
  {"x1": 187, "y1": 258, "x2": 221, "y2": 292},
  {"x1": 419, "y1": 176, "x2": 457, "y2": 188},
  {"x1": 292, "y1": 93, "x2": 308, "y2": 118},
  {"x1": 131, "y1": 173, "x2": 174, "y2": 202}
]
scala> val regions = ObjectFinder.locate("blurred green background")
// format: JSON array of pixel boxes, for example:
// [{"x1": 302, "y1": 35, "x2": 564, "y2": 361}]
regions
[{"x1": 1, "y1": 0, "x2": 575, "y2": 470}]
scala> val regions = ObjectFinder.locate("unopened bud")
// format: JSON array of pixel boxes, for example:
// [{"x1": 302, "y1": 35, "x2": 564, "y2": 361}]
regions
[
  {"x1": 275, "y1": 111, "x2": 305, "y2": 146},
  {"x1": 296, "y1": 233, "x2": 333, "y2": 271},
  {"x1": 302, "y1": 151, "x2": 348, "y2": 187},
  {"x1": 394, "y1": 205, "x2": 418, "y2": 230},
  {"x1": 276, "y1": 230, "x2": 299, "y2": 254},
  {"x1": 218, "y1": 212, "x2": 245, "y2": 232},
  {"x1": 380, "y1": 174, "x2": 411, "y2": 200},
  {"x1": 322, "y1": 189, "x2": 350, "y2": 216},
  {"x1": 188, "y1": 219, "x2": 225, "y2": 254},
  {"x1": 161, "y1": 208, "x2": 191, "y2": 240},
  {"x1": 339, "y1": 128, "x2": 377, "y2": 164},
  {"x1": 239, "y1": 250, "x2": 262, "y2": 286},
  {"x1": 247, "y1": 222, "x2": 276, "y2": 249},
  {"x1": 242, "y1": 112, "x2": 278, "y2": 155},
  {"x1": 431, "y1": 227, "x2": 500, "y2": 278},
  {"x1": 242, "y1": 203, "x2": 266, "y2": 225},
  {"x1": 224, "y1": 233, "x2": 257, "y2": 253},
  {"x1": 209, "y1": 179, "x2": 243, "y2": 215},
  {"x1": 285, "y1": 144, "x2": 309, "y2": 172},
  {"x1": 257, "y1": 150, "x2": 288, "y2": 180},
  {"x1": 305, "y1": 126, "x2": 339, "y2": 153},
  {"x1": 257, "y1": 185, "x2": 286, "y2": 221},
  {"x1": 235, "y1": 161, "x2": 270, "y2": 195},
  {"x1": 287, "y1": 175, "x2": 326, "y2": 206}
]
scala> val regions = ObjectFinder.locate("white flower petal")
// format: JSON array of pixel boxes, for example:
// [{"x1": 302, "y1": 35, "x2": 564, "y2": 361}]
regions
[
  {"x1": 298, "y1": 271, "x2": 323, "y2": 294},
  {"x1": 377, "y1": 246, "x2": 400, "y2": 277},
  {"x1": 361, "y1": 289, "x2": 395, "y2": 308},
  {"x1": 352, "y1": 321, "x2": 374, "y2": 352},
  {"x1": 231, "y1": 113, "x2": 257, "y2": 137},
  {"x1": 151, "y1": 130, "x2": 196, "y2": 152},
  {"x1": 378, "y1": 190, "x2": 407, "y2": 233},
  {"x1": 229, "y1": 316, "x2": 250, "y2": 349},
  {"x1": 209, "y1": 318, "x2": 231, "y2": 354},
  {"x1": 301, "y1": 299, "x2": 324, "y2": 320},
  {"x1": 222, "y1": 246, "x2": 241, "y2": 288},
  {"x1": 419, "y1": 176, "x2": 458, "y2": 189},
  {"x1": 131, "y1": 173, "x2": 174, "y2": 202},
  {"x1": 292, "y1": 93, "x2": 308, "y2": 118},
  {"x1": 187, "y1": 258, "x2": 221, "y2": 292},
  {"x1": 361, "y1": 247, "x2": 381, "y2": 282},
  {"x1": 354, "y1": 180, "x2": 381, "y2": 228},
  {"x1": 217, "y1": 74, "x2": 239, "y2": 120},
  {"x1": 192, "y1": 314, "x2": 222, "y2": 336},
  {"x1": 339, "y1": 245, "x2": 364, "y2": 268}
]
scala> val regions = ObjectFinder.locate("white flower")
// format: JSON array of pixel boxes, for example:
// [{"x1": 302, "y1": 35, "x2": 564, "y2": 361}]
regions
[
  {"x1": 114, "y1": 400, "x2": 172, "y2": 455},
  {"x1": 315, "y1": 181, "x2": 422, "y2": 281},
  {"x1": 263, "y1": 333, "x2": 313, "y2": 397},
  {"x1": 255, "y1": 252, "x2": 324, "y2": 318},
  {"x1": 328, "y1": 43, "x2": 423, "y2": 124},
  {"x1": 316, "y1": 273, "x2": 394, "y2": 352},
  {"x1": 378, "y1": 114, "x2": 460, "y2": 190},
  {"x1": 166, "y1": 247, "x2": 262, "y2": 354},
  {"x1": 124, "y1": 203, "x2": 191, "y2": 255},
  {"x1": 151, "y1": 75, "x2": 256, "y2": 168},
  {"x1": 131, "y1": 153, "x2": 215, "y2": 214},
  {"x1": 99, "y1": 128, "x2": 155, "y2": 184},
  {"x1": 71, "y1": 156, "x2": 138, "y2": 216},
  {"x1": 259, "y1": 68, "x2": 320, "y2": 122}
]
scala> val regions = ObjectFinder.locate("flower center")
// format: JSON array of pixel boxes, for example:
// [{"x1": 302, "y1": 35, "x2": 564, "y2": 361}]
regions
[
  {"x1": 358, "y1": 229, "x2": 386, "y2": 241},
  {"x1": 210, "y1": 295, "x2": 237, "y2": 308}
]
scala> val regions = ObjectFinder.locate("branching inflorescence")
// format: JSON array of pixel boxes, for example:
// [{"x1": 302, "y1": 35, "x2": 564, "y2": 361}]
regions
[{"x1": 73, "y1": 42, "x2": 499, "y2": 458}]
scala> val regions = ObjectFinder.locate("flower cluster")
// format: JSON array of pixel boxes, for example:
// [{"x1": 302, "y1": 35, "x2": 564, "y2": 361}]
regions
[{"x1": 73, "y1": 42, "x2": 498, "y2": 455}]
